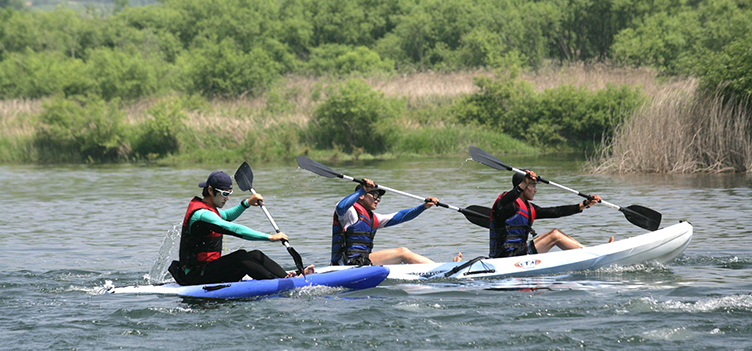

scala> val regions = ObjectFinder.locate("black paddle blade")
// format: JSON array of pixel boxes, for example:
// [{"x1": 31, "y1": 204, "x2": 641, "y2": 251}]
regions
[
  {"x1": 234, "y1": 162, "x2": 254, "y2": 191},
  {"x1": 286, "y1": 245, "x2": 306, "y2": 276},
  {"x1": 621, "y1": 205, "x2": 662, "y2": 231},
  {"x1": 296, "y1": 156, "x2": 341, "y2": 179},
  {"x1": 462, "y1": 205, "x2": 492, "y2": 229},
  {"x1": 469, "y1": 146, "x2": 512, "y2": 171}
]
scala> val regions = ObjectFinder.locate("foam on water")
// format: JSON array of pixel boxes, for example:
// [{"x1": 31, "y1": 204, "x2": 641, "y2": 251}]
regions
[{"x1": 655, "y1": 294, "x2": 752, "y2": 313}]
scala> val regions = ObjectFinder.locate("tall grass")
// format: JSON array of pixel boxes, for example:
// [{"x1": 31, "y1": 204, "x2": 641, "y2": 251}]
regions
[
  {"x1": 590, "y1": 87, "x2": 752, "y2": 173},
  {"x1": 0, "y1": 99, "x2": 41, "y2": 162}
]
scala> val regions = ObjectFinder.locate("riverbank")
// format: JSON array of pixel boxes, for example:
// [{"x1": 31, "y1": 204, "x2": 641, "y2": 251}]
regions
[{"x1": 0, "y1": 65, "x2": 715, "y2": 168}]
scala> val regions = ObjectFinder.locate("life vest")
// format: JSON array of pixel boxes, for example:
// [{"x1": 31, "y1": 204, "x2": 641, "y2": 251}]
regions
[
  {"x1": 179, "y1": 197, "x2": 223, "y2": 269},
  {"x1": 331, "y1": 202, "x2": 379, "y2": 265},
  {"x1": 489, "y1": 193, "x2": 536, "y2": 258}
]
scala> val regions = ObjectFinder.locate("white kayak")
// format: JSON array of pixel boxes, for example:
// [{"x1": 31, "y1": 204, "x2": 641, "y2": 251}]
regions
[{"x1": 318, "y1": 221, "x2": 693, "y2": 281}]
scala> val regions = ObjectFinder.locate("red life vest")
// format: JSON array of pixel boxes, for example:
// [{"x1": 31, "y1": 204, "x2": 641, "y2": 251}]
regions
[{"x1": 179, "y1": 197, "x2": 223, "y2": 268}]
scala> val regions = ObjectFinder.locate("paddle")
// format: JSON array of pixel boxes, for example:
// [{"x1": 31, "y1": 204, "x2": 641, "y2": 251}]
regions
[
  {"x1": 234, "y1": 162, "x2": 307, "y2": 276},
  {"x1": 468, "y1": 146, "x2": 662, "y2": 231},
  {"x1": 296, "y1": 156, "x2": 492, "y2": 228}
]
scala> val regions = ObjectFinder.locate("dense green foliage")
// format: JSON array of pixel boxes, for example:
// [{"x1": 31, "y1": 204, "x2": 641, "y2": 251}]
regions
[
  {"x1": 2, "y1": 0, "x2": 751, "y2": 165},
  {"x1": 2, "y1": 0, "x2": 750, "y2": 101},
  {"x1": 34, "y1": 95, "x2": 128, "y2": 162},
  {"x1": 312, "y1": 79, "x2": 403, "y2": 154},
  {"x1": 131, "y1": 96, "x2": 191, "y2": 159},
  {"x1": 455, "y1": 72, "x2": 645, "y2": 148},
  {"x1": 695, "y1": 32, "x2": 752, "y2": 101},
  {"x1": 611, "y1": 0, "x2": 752, "y2": 76}
]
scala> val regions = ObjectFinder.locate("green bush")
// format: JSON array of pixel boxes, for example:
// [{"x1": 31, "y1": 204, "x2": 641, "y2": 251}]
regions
[
  {"x1": 86, "y1": 47, "x2": 166, "y2": 101},
  {"x1": 34, "y1": 95, "x2": 128, "y2": 163},
  {"x1": 178, "y1": 38, "x2": 281, "y2": 97},
  {"x1": 455, "y1": 28, "x2": 527, "y2": 70},
  {"x1": 454, "y1": 71, "x2": 537, "y2": 135},
  {"x1": 243, "y1": 122, "x2": 305, "y2": 163},
  {"x1": 391, "y1": 125, "x2": 536, "y2": 155},
  {"x1": 132, "y1": 96, "x2": 190, "y2": 159},
  {"x1": 306, "y1": 44, "x2": 394, "y2": 75},
  {"x1": 610, "y1": 11, "x2": 701, "y2": 73},
  {"x1": 534, "y1": 84, "x2": 644, "y2": 147},
  {"x1": 696, "y1": 32, "x2": 752, "y2": 102},
  {"x1": 312, "y1": 79, "x2": 404, "y2": 153},
  {"x1": 0, "y1": 50, "x2": 93, "y2": 99},
  {"x1": 454, "y1": 73, "x2": 644, "y2": 149}
]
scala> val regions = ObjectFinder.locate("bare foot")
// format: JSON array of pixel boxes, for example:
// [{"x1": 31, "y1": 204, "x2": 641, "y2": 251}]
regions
[
  {"x1": 607, "y1": 236, "x2": 614, "y2": 243},
  {"x1": 453, "y1": 252, "x2": 463, "y2": 262}
]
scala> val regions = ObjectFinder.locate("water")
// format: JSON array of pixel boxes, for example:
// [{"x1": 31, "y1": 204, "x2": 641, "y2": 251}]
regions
[{"x1": 2, "y1": 156, "x2": 752, "y2": 350}]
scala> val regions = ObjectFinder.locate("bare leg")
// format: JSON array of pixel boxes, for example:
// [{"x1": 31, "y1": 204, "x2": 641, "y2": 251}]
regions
[
  {"x1": 369, "y1": 247, "x2": 435, "y2": 265},
  {"x1": 453, "y1": 252, "x2": 463, "y2": 262},
  {"x1": 533, "y1": 228, "x2": 584, "y2": 253}
]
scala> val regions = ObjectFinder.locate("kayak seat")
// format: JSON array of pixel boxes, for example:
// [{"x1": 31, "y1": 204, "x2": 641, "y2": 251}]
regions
[{"x1": 168, "y1": 260, "x2": 188, "y2": 286}]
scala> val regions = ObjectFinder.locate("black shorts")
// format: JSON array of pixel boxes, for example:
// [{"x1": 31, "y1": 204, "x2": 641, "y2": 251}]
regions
[
  {"x1": 179, "y1": 249, "x2": 288, "y2": 285},
  {"x1": 499, "y1": 241, "x2": 538, "y2": 258}
]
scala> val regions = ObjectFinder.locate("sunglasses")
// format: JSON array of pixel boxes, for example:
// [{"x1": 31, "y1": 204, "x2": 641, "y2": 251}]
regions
[
  {"x1": 368, "y1": 191, "x2": 382, "y2": 200},
  {"x1": 214, "y1": 188, "x2": 233, "y2": 197}
]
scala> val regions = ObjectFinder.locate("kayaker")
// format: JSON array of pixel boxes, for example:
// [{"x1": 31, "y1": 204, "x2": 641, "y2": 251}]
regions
[
  {"x1": 489, "y1": 170, "x2": 613, "y2": 258},
  {"x1": 332, "y1": 178, "x2": 462, "y2": 266},
  {"x1": 168, "y1": 171, "x2": 314, "y2": 285}
]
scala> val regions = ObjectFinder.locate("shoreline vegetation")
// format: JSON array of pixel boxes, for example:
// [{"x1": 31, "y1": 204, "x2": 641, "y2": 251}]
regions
[
  {"x1": 1, "y1": 0, "x2": 751, "y2": 173},
  {"x1": 1, "y1": 65, "x2": 750, "y2": 172}
]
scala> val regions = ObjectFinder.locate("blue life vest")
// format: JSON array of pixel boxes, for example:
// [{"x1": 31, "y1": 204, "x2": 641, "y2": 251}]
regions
[
  {"x1": 331, "y1": 202, "x2": 379, "y2": 265},
  {"x1": 489, "y1": 193, "x2": 536, "y2": 258}
]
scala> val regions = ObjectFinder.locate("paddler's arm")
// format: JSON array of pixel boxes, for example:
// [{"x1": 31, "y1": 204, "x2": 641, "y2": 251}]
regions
[
  {"x1": 222, "y1": 194, "x2": 264, "y2": 221},
  {"x1": 534, "y1": 203, "x2": 581, "y2": 219},
  {"x1": 379, "y1": 204, "x2": 427, "y2": 228},
  {"x1": 497, "y1": 186, "x2": 524, "y2": 209},
  {"x1": 190, "y1": 209, "x2": 271, "y2": 241},
  {"x1": 335, "y1": 188, "x2": 366, "y2": 217},
  {"x1": 535, "y1": 195, "x2": 601, "y2": 219}
]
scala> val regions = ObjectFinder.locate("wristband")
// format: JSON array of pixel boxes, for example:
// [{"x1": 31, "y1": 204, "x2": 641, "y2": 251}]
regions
[
  {"x1": 241, "y1": 199, "x2": 251, "y2": 208},
  {"x1": 582, "y1": 199, "x2": 590, "y2": 209}
]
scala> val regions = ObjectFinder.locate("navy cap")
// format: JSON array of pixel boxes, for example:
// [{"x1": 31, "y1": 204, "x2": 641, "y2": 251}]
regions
[
  {"x1": 512, "y1": 169, "x2": 530, "y2": 187},
  {"x1": 355, "y1": 184, "x2": 386, "y2": 196},
  {"x1": 199, "y1": 171, "x2": 233, "y2": 189}
]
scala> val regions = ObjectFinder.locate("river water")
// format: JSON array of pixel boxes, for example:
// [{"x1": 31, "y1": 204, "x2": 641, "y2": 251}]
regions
[{"x1": 2, "y1": 156, "x2": 751, "y2": 350}]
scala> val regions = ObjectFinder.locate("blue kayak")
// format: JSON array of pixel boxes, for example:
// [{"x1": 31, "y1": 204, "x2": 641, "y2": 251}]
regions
[{"x1": 108, "y1": 265, "x2": 389, "y2": 299}]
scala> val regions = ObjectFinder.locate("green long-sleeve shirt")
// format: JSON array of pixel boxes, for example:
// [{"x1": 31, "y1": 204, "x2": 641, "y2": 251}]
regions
[{"x1": 188, "y1": 199, "x2": 270, "y2": 241}]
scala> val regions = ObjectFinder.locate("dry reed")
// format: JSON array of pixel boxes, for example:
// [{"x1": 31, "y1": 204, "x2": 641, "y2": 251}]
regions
[
  {"x1": 0, "y1": 99, "x2": 42, "y2": 139},
  {"x1": 590, "y1": 87, "x2": 752, "y2": 173}
]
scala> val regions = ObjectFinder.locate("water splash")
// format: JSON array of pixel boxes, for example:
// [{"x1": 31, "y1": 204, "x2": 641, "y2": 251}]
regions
[
  {"x1": 635, "y1": 294, "x2": 752, "y2": 313},
  {"x1": 283, "y1": 285, "x2": 346, "y2": 298},
  {"x1": 145, "y1": 223, "x2": 182, "y2": 284},
  {"x1": 590, "y1": 261, "x2": 670, "y2": 274}
]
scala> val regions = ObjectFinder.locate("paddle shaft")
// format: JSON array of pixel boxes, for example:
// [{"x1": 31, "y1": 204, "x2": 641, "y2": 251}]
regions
[
  {"x1": 505, "y1": 166, "x2": 622, "y2": 211},
  {"x1": 468, "y1": 146, "x2": 661, "y2": 231},
  {"x1": 296, "y1": 156, "x2": 491, "y2": 226},
  {"x1": 335, "y1": 173, "x2": 465, "y2": 211},
  {"x1": 249, "y1": 187, "x2": 297, "y2": 249},
  {"x1": 235, "y1": 161, "x2": 306, "y2": 273},
  {"x1": 336, "y1": 172, "x2": 492, "y2": 221}
]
